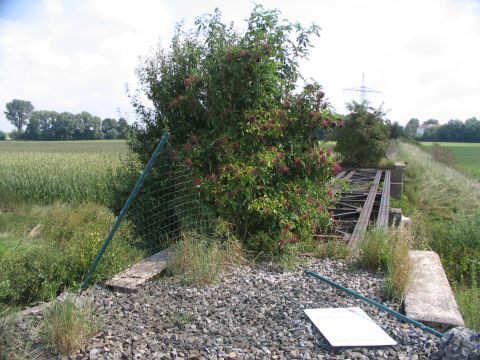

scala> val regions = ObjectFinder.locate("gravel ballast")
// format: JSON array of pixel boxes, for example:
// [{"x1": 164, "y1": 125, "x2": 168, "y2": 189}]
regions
[{"x1": 70, "y1": 258, "x2": 439, "y2": 359}]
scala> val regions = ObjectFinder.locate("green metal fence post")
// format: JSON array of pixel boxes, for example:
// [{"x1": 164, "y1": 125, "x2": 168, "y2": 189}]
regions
[
  {"x1": 80, "y1": 132, "x2": 171, "y2": 291},
  {"x1": 304, "y1": 269, "x2": 444, "y2": 338}
]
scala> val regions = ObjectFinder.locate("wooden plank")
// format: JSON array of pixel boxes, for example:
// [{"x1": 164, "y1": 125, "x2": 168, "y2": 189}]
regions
[
  {"x1": 376, "y1": 170, "x2": 391, "y2": 227},
  {"x1": 349, "y1": 170, "x2": 382, "y2": 246},
  {"x1": 105, "y1": 247, "x2": 172, "y2": 293}
]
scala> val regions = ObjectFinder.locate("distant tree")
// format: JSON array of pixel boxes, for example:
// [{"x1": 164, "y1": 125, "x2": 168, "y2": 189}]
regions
[
  {"x1": 389, "y1": 121, "x2": 404, "y2": 139},
  {"x1": 4, "y1": 99, "x2": 34, "y2": 133},
  {"x1": 101, "y1": 118, "x2": 118, "y2": 139},
  {"x1": 24, "y1": 110, "x2": 57, "y2": 140},
  {"x1": 0, "y1": 130, "x2": 6, "y2": 140},
  {"x1": 404, "y1": 118, "x2": 419, "y2": 138},
  {"x1": 425, "y1": 119, "x2": 439, "y2": 126},
  {"x1": 436, "y1": 119, "x2": 464, "y2": 142},
  {"x1": 75, "y1": 112, "x2": 101, "y2": 140},
  {"x1": 117, "y1": 118, "x2": 130, "y2": 139},
  {"x1": 464, "y1": 117, "x2": 480, "y2": 142},
  {"x1": 52, "y1": 112, "x2": 76, "y2": 140},
  {"x1": 335, "y1": 102, "x2": 389, "y2": 166}
]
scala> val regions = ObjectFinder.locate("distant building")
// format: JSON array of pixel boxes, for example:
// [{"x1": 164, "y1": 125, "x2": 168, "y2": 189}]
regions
[{"x1": 416, "y1": 123, "x2": 436, "y2": 137}]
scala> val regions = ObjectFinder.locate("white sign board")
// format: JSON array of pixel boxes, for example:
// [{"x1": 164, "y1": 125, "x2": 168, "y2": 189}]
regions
[{"x1": 304, "y1": 307, "x2": 397, "y2": 347}]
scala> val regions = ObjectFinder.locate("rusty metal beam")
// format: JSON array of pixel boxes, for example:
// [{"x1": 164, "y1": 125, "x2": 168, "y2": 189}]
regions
[
  {"x1": 376, "y1": 170, "x2": 391, "y2": 227},
  {"x1": 349, "y1": 170, "x2": 382, "y2": 246}
]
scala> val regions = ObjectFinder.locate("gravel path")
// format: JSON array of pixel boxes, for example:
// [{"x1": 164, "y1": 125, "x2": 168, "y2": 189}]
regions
[{"x1": 72, "y1": 258, "x2": 439, "y2": 359}]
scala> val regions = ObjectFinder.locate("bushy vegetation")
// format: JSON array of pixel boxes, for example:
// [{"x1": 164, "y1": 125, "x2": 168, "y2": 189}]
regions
[
  {"x1": 0, "y1": 203, "x2": 144, "y2": 306},
  {"x1": 357, "y1": 228, "x2": 412, "y2": 300},
  {"x1": 0, "y1": 140, "x2": 127, "y2": 204},
  {"x1": 427, "y1": 143, "x2": 457, "y2": 168},
  {"x1": 431, "y1": 211, "x2": 480, "y2": 286},
  {"x1": 334, "y1": 102, "x2": 389, "y2": 166},
  {"x1": 0, "y1": 131, "x2": 6, "y2": 141},
  {"x1": 126, "y1": 6, "x2": 342, "y2": 256}
]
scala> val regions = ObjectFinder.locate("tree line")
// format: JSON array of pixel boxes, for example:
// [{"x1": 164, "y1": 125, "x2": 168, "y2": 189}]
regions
[
  {"x1": 388, "y1": 117, "x2": 480, "y2": 142},
  {"x1": 3, "y1": 99, "x2": 131, "y2": 140}
]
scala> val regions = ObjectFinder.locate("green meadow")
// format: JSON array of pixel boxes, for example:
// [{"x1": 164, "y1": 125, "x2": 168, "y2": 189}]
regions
[{"x1": 420, "y1": 141, "x2": 480, "y2": 179}]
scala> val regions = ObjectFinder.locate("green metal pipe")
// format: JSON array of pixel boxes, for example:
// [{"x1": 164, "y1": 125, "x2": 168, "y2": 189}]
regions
[
  {"x1": 304, "y1": 269, "x2": 444, "y2": 338},
  {"x1": 80, "y1": 133, "x2": 171, "y2": 291}
]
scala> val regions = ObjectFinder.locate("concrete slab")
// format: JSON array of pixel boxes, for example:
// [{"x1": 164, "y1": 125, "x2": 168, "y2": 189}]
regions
[
  {"x1": 405, "y1": 250, "x2": 464, "y2": 331},
  {"x1": 105, "y1": 247, "x2": 172, "y2": 293}
]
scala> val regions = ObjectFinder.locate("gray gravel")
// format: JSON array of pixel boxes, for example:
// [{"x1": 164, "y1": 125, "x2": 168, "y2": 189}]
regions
[{"x1": 70, "y1": 258, "x2": 439, "y2": 359}]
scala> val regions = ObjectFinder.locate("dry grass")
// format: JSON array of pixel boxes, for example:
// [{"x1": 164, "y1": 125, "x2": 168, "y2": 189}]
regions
[
  {"x1": 40, "y1": 295, "x2": 100, "y2": 355},
  {"x1": 398, "y1": 142, "x2": 480, "y2": 220},
  {"x1": 167, "y1": 229, "x2": 244, "y2": 284},
  {"x1": 314, "y1": 240, "x2": 351, "y2": 260}
]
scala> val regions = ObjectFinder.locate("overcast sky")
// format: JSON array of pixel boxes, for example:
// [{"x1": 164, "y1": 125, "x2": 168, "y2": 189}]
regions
[{"x1": 0, "y1": 0, "x2": 479, "y2": 131}]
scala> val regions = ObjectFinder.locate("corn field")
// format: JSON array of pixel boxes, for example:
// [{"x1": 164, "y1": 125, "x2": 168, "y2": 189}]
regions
[{"x1": 0, "y1": 140, "x2": 128, "y2": 204}]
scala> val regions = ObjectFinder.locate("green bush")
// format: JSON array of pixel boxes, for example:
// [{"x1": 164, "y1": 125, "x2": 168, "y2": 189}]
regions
[
  {"x1": 0, "y1": 204, "x2": 144, "y2": 306},
  {"x1": 335, "y1": 102, "x2": 389, "y2": 166},
  {"x1": 125, "y1": 6, "x2": 341, "y2": 256},
  {"x1": 0, "y1": 245, "x2": 66, "y2": 304},
  {"x1": 429, "y1": 143, "x2": 456, "y2": 168},
  {"x1": 0, "y1": 131, "x2": 6, "y2": 141},
  {"x1": 42, "y1": 203, "x2": 145, "y2": 285}
]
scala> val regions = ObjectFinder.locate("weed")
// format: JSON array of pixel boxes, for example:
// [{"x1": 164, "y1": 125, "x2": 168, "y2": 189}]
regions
[
  {"x1": 357, "y1": 228, "x2": 412, "y2": 300},
  {"x1": 428, "y1": 143, "x2": 457, "y2": 168},
  {"x1": 314, "y1": 241, "x2": 351, "y2": 260},
  {"x1": 167, "y1": 230, "x2": 243, "y2": 284},
  {"x1": 455, "y1": 284, "x2": 480, "y2": 331},
  {"x1": 40, "y1": 295, "x2": 100, "y2": 355},
  {"x1": 377, "y1": 158, "x2": 395, "y2": 168}
]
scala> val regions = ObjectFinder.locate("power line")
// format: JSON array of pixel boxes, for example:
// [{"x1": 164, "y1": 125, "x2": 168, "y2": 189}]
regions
[{"x1": 344, "y1": 73, "x2": 381, "y2": 103}]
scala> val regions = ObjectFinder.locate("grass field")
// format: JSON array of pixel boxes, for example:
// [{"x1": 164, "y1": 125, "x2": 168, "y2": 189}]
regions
[
  {"x1": 0, "y1": 140, "x2": 128, "y2": 204},
  {"x1": 0, "y1": 140, "x2": 144, "y2": 309},
  {"x1": 420, "y1": 141, "x2": 480, "y2": 179}
]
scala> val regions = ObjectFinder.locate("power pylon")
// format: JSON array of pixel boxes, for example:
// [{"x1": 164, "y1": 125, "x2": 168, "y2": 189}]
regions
[{"x1": 344, "y1": 73, "x2": 381, "y2": 104}]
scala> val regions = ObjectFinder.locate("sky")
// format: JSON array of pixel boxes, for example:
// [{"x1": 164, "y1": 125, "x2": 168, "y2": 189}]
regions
[{"x1": 0, "y1": 0, "x2": 479, "y2": 131}]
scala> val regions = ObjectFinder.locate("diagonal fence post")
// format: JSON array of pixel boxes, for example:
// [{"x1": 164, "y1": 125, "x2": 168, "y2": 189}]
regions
[{"x1": 80, "y1": 132, "x2": 171, "y2": 291}]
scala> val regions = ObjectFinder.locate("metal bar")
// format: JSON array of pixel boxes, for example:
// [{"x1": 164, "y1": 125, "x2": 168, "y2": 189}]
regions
[
  {"x1": 331, "y1": 171, "x2": 356, "y2": 196},
  {"x1": 376, "y1": 170, "x2": 391, "y2": 227},
  {"x1": 304, "y1": 269, "x2": 444, "y2": 338},
  {"x1": 80, "y1": 132, "x2": 171, "y2": 291},
  {"x1": 335, "y1": 170, "x2": 347, "y2": 179},
  {"x1": 350, "y1": 170, "x2": 382, "y2": 245}
]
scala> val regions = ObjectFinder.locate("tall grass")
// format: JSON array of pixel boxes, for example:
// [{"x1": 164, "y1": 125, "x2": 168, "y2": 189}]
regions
[
  {"x1": 167, "y1": 229, "x2": 244, "y2": 284},
  {"x1": 396, "y1": 140, "x2": 480, "y2": 329},
  {"x1": 398, "y1": 142, "x2": 480, "y2": 221},
  {"x1": 40, "y1": 295, "x2": 100, "y2": 355},
  {"x1": 357, "y1": 228, "x2": 412, "y2": 301},
  {"x1": 0, "y1": 141, "x2": 127, "y2": 204}
]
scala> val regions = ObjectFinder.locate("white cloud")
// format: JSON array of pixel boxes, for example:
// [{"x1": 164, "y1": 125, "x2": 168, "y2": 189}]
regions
[{"x1": 0, "y1": 0, "x2": 479, "y2": 131}]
